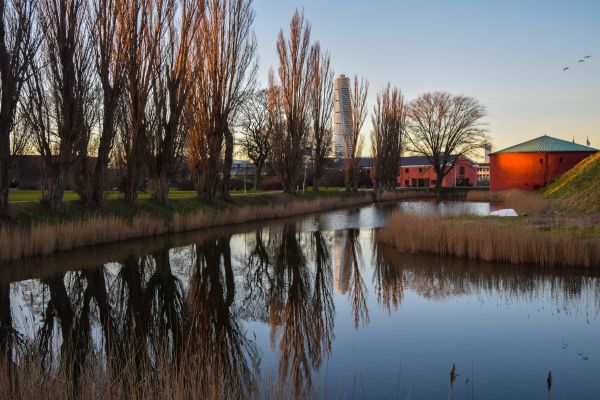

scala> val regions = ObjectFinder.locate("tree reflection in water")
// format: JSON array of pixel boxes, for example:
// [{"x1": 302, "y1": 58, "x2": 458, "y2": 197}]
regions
[
  {"x1": 187, "y1": 237, "x2": 259, "y2": 398},
  {"x1": 1, "y1": 220, "x2": 599, "y2": 398},
  {"x1": 335, "y1": 228, "x2": 369, "y2": 328}
]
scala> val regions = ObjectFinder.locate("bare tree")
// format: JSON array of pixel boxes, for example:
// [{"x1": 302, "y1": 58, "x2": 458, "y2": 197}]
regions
[
  {"x1": 149, "y1": 0, "x2": 198, "y2": 205},
  {"x1": 308, "y1": 42, "x2": 333, "y2": 192},
  {"x1": 0, "y1": 0, "x2": 38, "y2": 213},
  {"x1": 272, "y1": 10, "x2": 312, "y2": 194},
  {"x1": 237, "y1": 89, "x2": 270, "y2": 190},
  {"x1": 83, "y1": 0, "x2": 126, "y2": 207},
  {"x1": 371, "y1": 83, "x2": 406, "y2": 190},
  {"x1": 23, "y1": 0, "x2": 94, "y2": 210},
  {"x1": 186, "y1": 0, "x2": 256, "y2": 202},
  {"x1": 406, "y1": 91, "x2": 487, "y2": 191},
  {"x1": 118, "y1": 0, "x2": 165, "y2": 205},
  {"x1": 344, "y1": 76, "x2": 368, "y2": 191}
]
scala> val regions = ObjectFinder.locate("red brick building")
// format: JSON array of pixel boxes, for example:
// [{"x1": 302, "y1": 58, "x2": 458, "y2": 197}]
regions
[
  {"x1": 396, "y1": 155, "x2": 479, "y2": 188},
  {"x1": 489, "y1": 135, "x2": 597, "y2": 192}
]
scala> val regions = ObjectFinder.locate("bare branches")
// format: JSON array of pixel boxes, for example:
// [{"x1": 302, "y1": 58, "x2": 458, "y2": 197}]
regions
[
  {"x1": 308, "y1": 42, "x2": 333, "y2": 192},
  {"x1": 0, "y1": 0, "x2": 39, "y2": 211},
  {"x1": 186, "y1": 0, "x2": 257, "y2": 201},
  {"x1": 272, "y1": 9, "x2": 312, "y2": 193},
  {"x1": 371, "y1": 83, "x2": 406, "y2": 190},
  {"x1": 22, "y1": 0, "x2": 94, "y2": 210},
  {"x1": 237, "y1": 88, "x2": 270, "y2": 190},
  {"x1": 344, "y1": 75, "x2": 368, "y2": 191},
  {"x1": 406, "y1": 91, "x2": 487, "y2": 189},
  {"x1": 150, "y1": 0, "x2": 199, "y2": 204}
]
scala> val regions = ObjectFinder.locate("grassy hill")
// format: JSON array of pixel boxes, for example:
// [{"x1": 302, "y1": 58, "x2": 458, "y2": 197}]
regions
[{"x1": 543, "y1": 152, "x2": 600, "y2": 213}]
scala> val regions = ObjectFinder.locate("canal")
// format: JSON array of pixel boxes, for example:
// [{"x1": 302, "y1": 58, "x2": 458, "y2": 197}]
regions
[{"x1": 1, "y1": 200, "x2": 598, "y2": 398}]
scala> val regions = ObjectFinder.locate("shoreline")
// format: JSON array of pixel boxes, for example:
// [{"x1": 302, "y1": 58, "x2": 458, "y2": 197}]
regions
[{"x1": 1, "y1": 188, "x2": 475, "y2": 263}]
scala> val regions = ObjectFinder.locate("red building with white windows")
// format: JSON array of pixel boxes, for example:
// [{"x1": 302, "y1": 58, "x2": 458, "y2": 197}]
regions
[
  {"x1": 489, "y1": 135, "x2": 597, "y2": 192},
  {"x1": 396, "y1": 155, "x2": 479, "y2": 188}
]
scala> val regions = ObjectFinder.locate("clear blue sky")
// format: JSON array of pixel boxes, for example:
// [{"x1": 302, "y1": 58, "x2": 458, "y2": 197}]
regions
[{"x1": 253, "y1": 0, "x2": 600, "y2": 157}]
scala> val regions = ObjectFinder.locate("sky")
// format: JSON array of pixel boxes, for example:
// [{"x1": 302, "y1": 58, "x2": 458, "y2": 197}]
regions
[{"x1": 252, "y1": 0, "x2": 600, "y2": 159}]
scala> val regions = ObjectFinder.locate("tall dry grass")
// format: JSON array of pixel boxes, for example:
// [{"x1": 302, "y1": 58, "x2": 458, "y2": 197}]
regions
[
  {"x1": 465, "y1": 189, "x2": 549, "y2": 215},
  {"x1": 377, "y1": 212, "x2": 600, "y2": 267},
  {"x1": 0, "y1": 194, "x2": 382, "y2": 262}
]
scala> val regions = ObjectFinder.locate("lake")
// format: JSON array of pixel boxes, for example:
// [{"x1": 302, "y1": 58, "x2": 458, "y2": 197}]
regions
[{"x1": 1, "y1": 200, "x2": 598, "y2": 399}]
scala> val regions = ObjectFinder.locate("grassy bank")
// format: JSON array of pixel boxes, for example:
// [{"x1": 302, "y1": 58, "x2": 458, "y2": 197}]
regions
[
  {"x1": 0, "y1": 191, "x2": 368, "y2": 262},
  {"x1": 543, "y1": 152, "x2": 600, "y2": 214}
]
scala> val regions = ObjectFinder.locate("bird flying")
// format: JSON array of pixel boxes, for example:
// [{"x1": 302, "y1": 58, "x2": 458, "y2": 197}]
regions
[
  {"x1": 578, "y1": 59, "x2": 585, "y2": 63},
  {"x1": 563, "y1": 67, "x2": 569, "y2": 71},
  {"x1": 584, "y1": 55, "x2": 591, "y2": 59}
]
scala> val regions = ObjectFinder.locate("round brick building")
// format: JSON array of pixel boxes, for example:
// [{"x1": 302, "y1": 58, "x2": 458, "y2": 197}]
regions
[{"x1": 489, "y1": 135, "x2": 597, "y2": 192}]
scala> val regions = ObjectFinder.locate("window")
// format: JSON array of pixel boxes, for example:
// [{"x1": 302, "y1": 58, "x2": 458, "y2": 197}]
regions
[
  {"x1": 404, "y1": 180, "x2": 409, "y2": 186},
  {"x1": 418, "y1": 168, "x2": 423, "y2": 173},
  {"x1": 540, "y1": 158, "x2": 544, "y2": 164},
  {"x1": 559, "y1": 157, "x2": 563, "y2": 163},
  {"x1": 459, "y1": 166, "x2": 465, "y2": 175},
  {"x1": 405, "y1": 168, "x2": 409, "y2": 174}
]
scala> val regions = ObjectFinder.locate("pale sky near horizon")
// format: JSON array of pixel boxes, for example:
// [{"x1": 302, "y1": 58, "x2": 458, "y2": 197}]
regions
[{"x1": 252, "y1": 0, "x2": 600, "y2": 159}]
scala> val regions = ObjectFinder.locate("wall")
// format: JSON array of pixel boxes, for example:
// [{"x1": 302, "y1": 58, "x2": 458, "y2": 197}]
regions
[
  {"x1": 396, "y1": 156, "x2": 478, "y2": 188},
  {"x1": 490, "y1": 151, "x2": 596, "y2": 191}
]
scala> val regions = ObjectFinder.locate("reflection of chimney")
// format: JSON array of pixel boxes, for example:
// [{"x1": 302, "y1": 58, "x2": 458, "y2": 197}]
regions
[{"x1": 484, "y1": 143, "x2": 492, "y2": 163}]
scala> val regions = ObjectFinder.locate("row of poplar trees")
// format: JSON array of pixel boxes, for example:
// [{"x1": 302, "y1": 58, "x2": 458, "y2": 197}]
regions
[{"x1": 0, "y1": 1, "x2": 347, "y2": 214}]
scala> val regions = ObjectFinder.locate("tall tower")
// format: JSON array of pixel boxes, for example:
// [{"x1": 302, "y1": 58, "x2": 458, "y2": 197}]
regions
[
  {"x1": 484, "y1": 143, "x2": 492, "y2": 163},
  {"x1": 333, "y1": 74, "x2": 353, "y2": 160}
]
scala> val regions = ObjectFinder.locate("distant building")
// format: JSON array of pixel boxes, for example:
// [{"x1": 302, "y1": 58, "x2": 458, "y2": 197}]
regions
[
  {"x1": 396, "y1": 155, "x2": 479, "y2": 188},
  {"x1": 476, "y1": 163, "x2": 490, "y2": 186},
  {"x1": 333, "y1": 74, "x2": 353, "y2": 160},
  {"x1": 489, "y1": 135, "x2": 598, "y2": 192}
]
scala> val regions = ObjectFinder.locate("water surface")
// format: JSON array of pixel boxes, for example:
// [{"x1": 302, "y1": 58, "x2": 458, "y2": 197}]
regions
[{"x1": 1, "y1": 200, "x2": 598, "y2": 399}]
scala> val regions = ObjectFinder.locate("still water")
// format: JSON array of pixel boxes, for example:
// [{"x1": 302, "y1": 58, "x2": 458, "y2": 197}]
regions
[{"x1": 1, "y1": 201, "x2": 599, "y2": 398}]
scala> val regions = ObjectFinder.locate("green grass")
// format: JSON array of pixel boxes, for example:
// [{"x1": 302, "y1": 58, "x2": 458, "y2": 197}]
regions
[
  {"x1": 543, "y1": 152, "x2": 600, "y2": 214},
  {"x1": 5, "y1": 188, "x2": 363, "y2": 227}
]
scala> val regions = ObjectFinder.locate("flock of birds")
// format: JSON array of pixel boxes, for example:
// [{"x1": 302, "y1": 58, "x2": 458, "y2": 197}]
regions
[{"x1": 563, "y1": 55, "x2": 591, "y2": 71}]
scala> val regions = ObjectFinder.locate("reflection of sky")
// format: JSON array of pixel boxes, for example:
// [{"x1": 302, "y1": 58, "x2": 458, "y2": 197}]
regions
[{"x1": 6, "y1": 202, "x2": 600, "y2": 399}]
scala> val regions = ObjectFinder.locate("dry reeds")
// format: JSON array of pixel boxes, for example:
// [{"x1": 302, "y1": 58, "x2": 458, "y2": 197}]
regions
[
  {"x1": 377, "y1": 212, "x2": 600, "y2": 267},
  {"x1": 465, "y1": 189, "x2": 549, "y2": 215},
  {"x1": 0, "y1": 194, "x2": 380, "y2": 262}
]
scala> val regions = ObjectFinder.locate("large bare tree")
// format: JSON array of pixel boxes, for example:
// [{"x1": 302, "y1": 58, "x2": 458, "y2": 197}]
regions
[
  {"x1": 406, "y1": 91, "x2": 487, "y2": 191},
  {"x1": 272, "y1": 10, "x2": 312, "y2": 194},
  {"x1": 186, "y1": 0, "x2": 256, "y2": 202},
  {"x1": 150, "y1": 0, "x2": 198, "y2": 205},
  {"x1": 82, "y1": 0, "x2": 126, "y2": 207},
  {"x1": 118, "y1": 0, "x2": 165, "y2": 205},
  {"x1": 0, "y1": 0, "x2": 38, "y2": 213},
  {"x1": 23, "y1": 0, "x2": 94, "y2": 210},
  {"x1": 371, "y1": 83, "x2": 406, "y2": 190},
  {"x1": 237, "y1": 88, "x2": 270, "y2": 190},
  {"x1": 308, "y1": 42, "x2": 333, "y2": 192},
  {"x1": 344, "y1": 75, "x2": 368, "y2": 191}
]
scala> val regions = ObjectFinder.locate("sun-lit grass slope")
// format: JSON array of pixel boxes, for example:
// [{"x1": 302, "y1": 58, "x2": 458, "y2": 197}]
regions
[{"x1": 543, "y1": 152, "x2": 600, "y2": 213}]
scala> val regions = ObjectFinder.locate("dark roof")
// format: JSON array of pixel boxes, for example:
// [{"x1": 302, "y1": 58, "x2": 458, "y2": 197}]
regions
[{"x1": 491, "y1": 135, "x2": 598, "y2": 154}]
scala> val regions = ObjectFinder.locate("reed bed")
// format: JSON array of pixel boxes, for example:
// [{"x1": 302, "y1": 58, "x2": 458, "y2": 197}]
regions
[
  {"x1": 0, "y1": 193, "x2": 384, "y2": 262},
  {"x1": 465, "y1": 189, "x2": 549, "y2": 215},
  {"x1": 377, "y1": 212, "x2": 600, "y2": 267}
]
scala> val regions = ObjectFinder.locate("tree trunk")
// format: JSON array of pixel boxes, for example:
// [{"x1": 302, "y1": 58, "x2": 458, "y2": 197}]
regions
[
  {"x1": 221, "y1": 126, "x2": 233, "y2": 201},
  {"x1": 89, "y1": 97, "x2": 117, "y2": 208},
  {"x1": 254, "y1": 164, "x2": 262, "y2": 191},
  {"x1": 152, "y1": 169, "x2": 170, "y2": 205},
  {"x1": 0, "y1": 126, "x2": 9, "y2": 214},
  {"x1": 44, "y1": 167, "x2": 67, "y2": 211}
]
